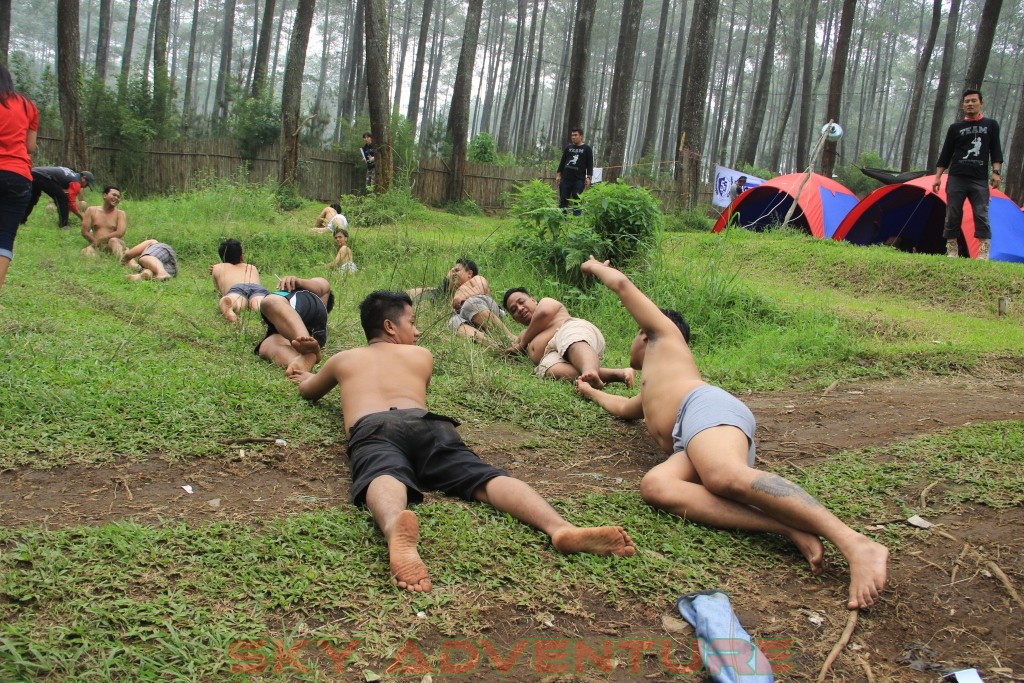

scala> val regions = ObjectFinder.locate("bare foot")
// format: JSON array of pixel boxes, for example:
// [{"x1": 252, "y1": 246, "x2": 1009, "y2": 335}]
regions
[
  {"x1": 154, "y1": 274, "x2": 172, "y2": 281},
  {"x1": 622, "y1": 368, "x2": 636, "y2": 388},
  {"x1": 845, "y1": 535, "x2": 889, "y2": 609},
  {"x1": 389, "y1": 511, "x2": 431, "y2": 592},
  {"x1": 81, "y1": 246, "x2": 97, "y2": 257},
  {"x1": 291, "y1": 335, "x2": 322, "y2": 361},
  {"x1": 551, "y1": 526, "x2": 636, "y2": 557},
  {"x1": 126, "y1": 270, "x2": 152, "y2": 282},
  {"x1": 788, "y1": 529, "x2": 825, "y2": 575},
  {"x1": 223, "y1": 309, "x2": 239, "y2": 323},
  {"x1": 578, "y1": 370, "x2": 605, "y2": 390}
]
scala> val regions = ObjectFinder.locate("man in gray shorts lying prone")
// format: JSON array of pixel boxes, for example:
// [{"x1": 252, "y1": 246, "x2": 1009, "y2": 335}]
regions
[
  {"x1": 288, "y1": 290, "x2": 635, "y2": 593},
  {"x1": 210, "y1": 238, "x2": 269, "y2": 323},
  {"x1": 575, "y1": 257, "x2": 889, "y2": 611}
]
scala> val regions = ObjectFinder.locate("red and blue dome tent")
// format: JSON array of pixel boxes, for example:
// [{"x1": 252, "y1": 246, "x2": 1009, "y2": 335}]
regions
[
  {"x1": 712, "y1": 172, "x2": 860, "y2": 238},
  {"x1": 832, "y1": 175, "x2": 1024, "y2": 262}
]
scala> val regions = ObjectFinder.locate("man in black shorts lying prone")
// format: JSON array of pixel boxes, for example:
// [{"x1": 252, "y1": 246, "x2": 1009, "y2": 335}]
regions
[
  {"x1": 255, "y1": 275, "x2": 334, "y2": 375},
  {"x1": 288, "y1": 290, "x2": 635, "y2": 592}
]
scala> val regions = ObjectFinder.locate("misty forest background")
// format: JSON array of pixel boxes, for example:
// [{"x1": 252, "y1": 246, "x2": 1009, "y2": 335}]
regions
[{"x1": 2, "y1": 0, "x2": 1024, "y2": 205}]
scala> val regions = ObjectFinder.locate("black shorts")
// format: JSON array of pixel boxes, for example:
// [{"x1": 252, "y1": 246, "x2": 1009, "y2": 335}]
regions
[
  {"x1": 255, "y1": 289, "x2": 329, "y2": 354},
  {"x1": 346, "y1": 408, "x2": 507, "y2": 505}
]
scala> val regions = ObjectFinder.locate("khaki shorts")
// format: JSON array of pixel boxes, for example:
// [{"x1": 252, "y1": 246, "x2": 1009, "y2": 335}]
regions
[{"x1": 535, "y1": 318, "x2": 605, "y2": 378}]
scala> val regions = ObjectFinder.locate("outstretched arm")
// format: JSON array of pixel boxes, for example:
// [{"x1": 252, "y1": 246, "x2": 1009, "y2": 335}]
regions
[
  {"x1": 289, "y1": 355, "x2": 341, "y2": 401},
  {"x1": 581, "y1": 257, "x2": 677, "y2": 339},
  {"x1": 575, "y1": 378, "x2": 644, "y2": 419},
  {"x1": 278, "y1": 276, "x2": 331, "y2": 297}
]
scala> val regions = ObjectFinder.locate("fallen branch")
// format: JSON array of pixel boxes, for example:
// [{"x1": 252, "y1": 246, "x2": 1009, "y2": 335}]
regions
[
  {"x1": 817, "y1": 610, "x2": 859, "y2": 682},
  {"x1": 985, "y1": 561, "x2": 1024, "y2": 609},
  {"x1": 220, "y1": 437, "x2": 280, "y2": 445},
  {"x1": 855, "y1": 654, "x2": 876, "y2": 683},
  {"x1": 919, "y1": 480, "x2": 939, "y2": 508}
]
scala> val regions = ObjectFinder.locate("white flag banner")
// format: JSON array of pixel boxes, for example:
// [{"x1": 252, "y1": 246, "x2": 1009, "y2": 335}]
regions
[{"x1": 713, "y1": 166, "x2": 766, "y2": 208}]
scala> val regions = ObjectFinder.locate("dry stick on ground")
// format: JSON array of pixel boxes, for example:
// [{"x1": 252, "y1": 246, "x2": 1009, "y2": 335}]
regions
[
  {"x1": 919, "y1": 480, "x2": 939, "y2": 508},
  {"x1": 817, "y1": 610, "x2": 859, "y2": 682},
  {"x1": 933, "y1": 528, "x2": 1024, "y2": 609},
  {"x1": 220, "y1": 437, "x2": 280, "y2": 444},
  {"x1": 855, "y1": 654, "x2": 876, "y2": 683},
  {"x1": 950, "y1": 542, "x2": 971, "y2": 585}
]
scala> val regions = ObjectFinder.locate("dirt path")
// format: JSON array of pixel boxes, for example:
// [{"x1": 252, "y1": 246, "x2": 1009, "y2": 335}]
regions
[{"x1": 2, "y1": 372, "x2": 1022, "y2": 681}]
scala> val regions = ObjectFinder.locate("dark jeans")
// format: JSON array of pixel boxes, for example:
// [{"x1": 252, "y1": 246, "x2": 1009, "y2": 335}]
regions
[
  {"x1": 943, "y1": 175, "x2": 991, "y2": 240},
  {"x1": 558, "y1": 176, "x2": 586, "y2": 214},
  {"x1": 0, "y1": 171, "x2": 32, "y2": 259},
  {"x1": 24, "y1": 173, "x2": 71, "y2": 228}
]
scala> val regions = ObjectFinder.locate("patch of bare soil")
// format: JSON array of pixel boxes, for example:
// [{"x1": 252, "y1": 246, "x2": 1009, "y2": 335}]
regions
[{"x1": 2, "y1": 371, "x2": 1023, "y2": 681}]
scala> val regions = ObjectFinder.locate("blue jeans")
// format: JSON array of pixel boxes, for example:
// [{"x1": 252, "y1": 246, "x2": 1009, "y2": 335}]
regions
[
  {"x1": 558, "y1": 177, "x2": 585, "y2": 214},
  {"x1": 943, "y1": 175, "x2": 991, "y2": 239},
  {"x1": 0, "y1": 171, "x2": 32, "y2": 260}
]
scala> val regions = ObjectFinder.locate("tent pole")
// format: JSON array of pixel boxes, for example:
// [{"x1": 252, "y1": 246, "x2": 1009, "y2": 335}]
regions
[{"x1": 782, "y1": 121, "x2": 834, "y2": 229}]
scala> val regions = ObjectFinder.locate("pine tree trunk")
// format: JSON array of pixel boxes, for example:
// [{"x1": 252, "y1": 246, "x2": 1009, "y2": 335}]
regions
[
  {"x1": 963, "y1": 0, "x2": 1003, "y2": 90},
  {"x1": 821, "y1": 0, "x2": 857, "y2": 177},
  {"x1": 406, "y1": 0, "x2": 434, "y2": 135},
  {"x1": 269, "y1": 0, "x2": 289, "y2": 93},
  {"x1": 926, "y1": 0, "x2": 962, "y2": 170},
  {"x1": 95, "y1": 0, "x2": 112, "y2": 80},
  {"x1": 251, "y1": 0, "x2": 278, "y2": 98},
  {"x1": 659, "y1": 0, "x2": 687, "y2": 167},
  {"x1": 498, "y1": 0, "x2": 528, "y2": 150},
  {"x1": 767, "y1": 2, "x2": 806, "y2": 172},
  {"x1": 314, "y1": 0, "x2": 332, "y2": 117},
  {"x1": 900, "y1": 0, "x2": 942, "y2": 171},
  {"x1": 279, "y1": 0, "x2": 317, "y2": 187},
  {"x1": 364, "y1": 0, "x2": 391, "y2": 191},
  {"x1": 58, "y1": 0, "x2": 88, "y2": 169},
  {"x1": 0, "y1": 0, "x2": 10, "y2": 65},
  {"x1": 215, "y1": 0, "x2": 238, "y2": 121},
  {"x1": 563, "y1": 0, "x2": 596, "y2": 134},
  {"x1": 447, "y1": 0, "x2": 485, "y2": 202},
  {"x1": 736, "y1": 0, "x2": 779, "y2": 167},
  {"x1": 603, "y1": 0, "x2": 644, "y2": 181},
  {"x1": 182, "y1": 0, "x2": 201, "y2": 130},
  {"x1": 152, "y1": 0, "x2": 172, "y2": 130},
  {"x1": 639, "y1": 0, "x2": 672, "y2": 158},
  {"x1": 795, "y1": 0, "x2": 819, "y2": 168},
  {"x1": 118, "y1": 0, "x2": 139, "y2": 94},
  {"x1": 675, "y1": 0, "x2": 718, "y2": 206}
]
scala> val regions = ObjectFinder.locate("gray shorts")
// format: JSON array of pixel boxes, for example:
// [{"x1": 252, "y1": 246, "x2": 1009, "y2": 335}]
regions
[
  {"x1": 447, "y1": 294, "x2": 503, "y2": 331},
  {"x1": 142, "y1": 242, "x2": 178, "y2": 277},
  {"x1": 671, "y1": 385, "x2": 757, "y2": 465}
]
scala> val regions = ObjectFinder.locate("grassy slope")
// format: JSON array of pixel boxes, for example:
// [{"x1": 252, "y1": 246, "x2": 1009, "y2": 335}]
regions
[{"x1": 1, "y1": 189, "x2": 1022, "y2": 680}]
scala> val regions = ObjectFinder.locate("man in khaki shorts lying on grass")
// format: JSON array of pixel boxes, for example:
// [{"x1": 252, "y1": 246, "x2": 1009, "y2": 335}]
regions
[
  {"x1": 575, "y1": 257, "x2": 889, "y2": 610},
  {"x1": 502, "y1": 287, "x2": 634, "y2": 389},
  {"x1": 288, "y1": 290, "x2": 635, "y2": 593}
]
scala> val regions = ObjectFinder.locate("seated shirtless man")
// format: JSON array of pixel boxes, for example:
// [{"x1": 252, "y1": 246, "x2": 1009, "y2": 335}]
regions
[
  {"x1": 288, "y1": 290, "x2": 635, "y2": 592},
  {"x1": 575, "y1": 257, "x2": 889, "y2": 610},
  {"x1": 256, "y1": 275, "x2": 334, "y2": 375},
  {"x1": 210, "y1": 239, "x2": 268, "y2": 322},
  {"x1": 81, "y1": 185, "x2": 127, "y2": 259},
  {"x1": 502, "y1": 287, "x2": 633, "y2": 389},
  {"x1": 408, "y1": 258, "x2": 513, "y2": 343}
]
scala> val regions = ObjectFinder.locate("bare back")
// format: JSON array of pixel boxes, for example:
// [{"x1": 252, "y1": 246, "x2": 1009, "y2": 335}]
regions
[
  {"x1": 640, "y1": 332, "x2": 706, "y2": 453},
  {"x1": 329, "y1": 344, "x2": 433, "y2": 434},
  {"x1": 524, "y1": 298, "x2": 571, "y2": 364},
  {"x1": 211, "y1": 262, "x2": 262, "y2": 294}
]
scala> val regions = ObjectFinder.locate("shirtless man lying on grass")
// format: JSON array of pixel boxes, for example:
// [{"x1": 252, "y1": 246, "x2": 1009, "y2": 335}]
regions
[
  {"x1": 255, "y1": 275, "x2": 333, "y2": 375},
  {"x1": 575, "y1": 257, "x2": 889, "y2": 610},
  {"x1": 210, "y1": 238, "x2": 268, "y2": 322},
  {"x1": 502, "y1": 287, "x2": 634, "y2": 389},
  {"x1": 289, "y1": 290, "x2": 635, "y2": 592}
]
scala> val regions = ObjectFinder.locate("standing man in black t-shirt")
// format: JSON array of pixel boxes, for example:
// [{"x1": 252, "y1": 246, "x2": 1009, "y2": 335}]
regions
[
  {"x1": 933, "y1": 89, "x2": 1003, "y2": 260},
  {"x1": 360, "y1": 132, "x2": 376, "y2": 190},
  {"x1": 555, "y1": 127, "x2": 594, "y2": 214}
]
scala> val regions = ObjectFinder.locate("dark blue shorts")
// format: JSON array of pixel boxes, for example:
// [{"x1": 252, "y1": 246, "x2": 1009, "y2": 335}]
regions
[{"x1": 346, "y1": 408, "x2": 507, "y2": 505}]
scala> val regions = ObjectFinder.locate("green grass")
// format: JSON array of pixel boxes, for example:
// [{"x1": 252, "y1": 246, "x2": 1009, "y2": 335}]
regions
[{"x1": 1, "y1": 183, "x2": 1022, "y2": 679}]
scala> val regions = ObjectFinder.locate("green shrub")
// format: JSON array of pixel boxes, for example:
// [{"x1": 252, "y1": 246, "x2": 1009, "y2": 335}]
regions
[
  {"x1": 467, "y1": 132, "x2": 498, "y2": 163},
  {"x1": 837, "y1": 151, "x2": 890, "y2": 197},
  {"x1": 341, "y1": 187, "x2": 422, "y2": 226},
  {"x1": 665, "y1": 206, "x2": 713, "y2": 233},
  {"x1": 274, "y1": 184, "x2": 304, "y2": 211},
  {"x1": 231, "y1": 93, "x2": 280, "y2": 160},
  {"x1": 444, "y1": 198, "x2": 484, "y2": 216},
  {"x1": 578, "y1": 180, "x2": 662, "y2": 264}
]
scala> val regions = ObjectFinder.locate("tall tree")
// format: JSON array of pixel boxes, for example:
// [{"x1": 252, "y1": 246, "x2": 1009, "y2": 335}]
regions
[
  {"x1": 363, "y1": 0, "x2": 391, "y2": 191},
  {"x1": 182, "y1": 0, "x2": 201, "y2": 130},
  {"x1": 675, "y1": 0, "x2": 718, "y2": 206},
  {"x1": 900, "y1": 0, "x2": 942, "y2": 170},
  {"x1": 215, "y1": 0, "x2": 238, "y2": 121},
  {"x1": 603, "y1": 0, "x2": 644, "y2": 181},
  {"x1": 94, "y1": 0, "x2": 112, "y2": 80},
  {"x1": 313, "y1": 0, "x2": 333, "y2": 118},
  {"x1": 152, "y1": 0, "x2": 172, "y2": 129},
  {"x1": 279, "y1": 0, "x2": 316, "y2": 187},
  {"x1": 659, "y1": 0, "x2": 687, "y2": 166},
  {"x1": 563, "y1": 0, "x2": 596, "y2": 134},
  {"x1": 927, "y1": 0, "x2": 961, "y2": 169},
  {"x1": 497, "y1": 0, "x2": 529, "y2": 149},
  {"x1": 406, "y1": 0, "x2": 435, "y2": 136},
  {"x1": 251, "y1": 0, "x2": 278, "y2": 97},
  {"x1": 963, "y1": 0, "x2": 1003, "y2": 90},
  {"x1": 58, "y1": 0, "x2": 88, "y2": 169},
  {"x1": 1004, "y1": 67, "x2": 1024, "y2": 203},
  {"x1": 0, "y1": 0, "x2": 10, "y2": 65},
  {"x1": 639, "y1": 0, "x2": 673, "y2": 157},
  {"x1": 736, "y1": 0, "x2": 780, "y2": 167},
  {"x1": 820, "y1": 0, "x2": 857, "y2": 177},
  {"x1": 767, "y1": 5, "x2": 807, "y2": 172},
  {"x1": 118, "y1": 0, "x2": 140, "y2": 96},
  {"x1": 795, "y1": 0, "x2": 820, "y2": 168},
  {"x1": 446, "y1": 0, "x2": 485, "y2": 202}
]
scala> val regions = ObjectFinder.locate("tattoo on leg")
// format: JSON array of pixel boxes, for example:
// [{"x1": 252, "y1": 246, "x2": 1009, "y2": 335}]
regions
[{"x1": 751, "y1": 474, "x2": 823, "y2": 508}]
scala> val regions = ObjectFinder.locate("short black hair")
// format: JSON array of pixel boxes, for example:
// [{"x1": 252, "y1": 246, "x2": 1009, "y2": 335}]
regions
[
  {"x1": 359, "y1": 290, "x2": 411, "y2": 341},
  {"x1": 325, "y1": 291, "x2": 335, "y2": 313},
  {"x1": 661, "y1": 308, "x2": 691, "y2": 343},
  {"x1": 218, "y1": 238, "x2": 243, "y2": 264},
  {"x1": 962, "y1": 88, "x2": 983, "y2": 103},
  {"x1": 334, "y1": 227, "x2": 349, "y2": 238},
  {"x1": 570, "y1": 127, "x2": 584, "y2": 136},
  {"x1": 503, "y1": 287, "x2": 530, "y2": 310},
  {"x1": 737, "y1": 176, "x2": 747, "y2": 183},
  {"x1": 363, "y1": 132, "x2": 372, "y2": 138},
  {"x1": 455, "y1": 258, "x2": 478, "y2": 277},
  {"x1": 102, "y1": 185, "x2": 121, "y2": 195},
  {"x1": 330, "y1": 203, "x2": 341, "y2": 213}
]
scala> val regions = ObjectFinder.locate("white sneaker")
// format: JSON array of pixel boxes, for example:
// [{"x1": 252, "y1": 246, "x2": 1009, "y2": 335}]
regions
[
  {"x1": 946, "y1": 239, "x2": 959, "y2": 258},
  {"x1": 977, "y1": 239, "x2": 990, "y2": 260}
]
